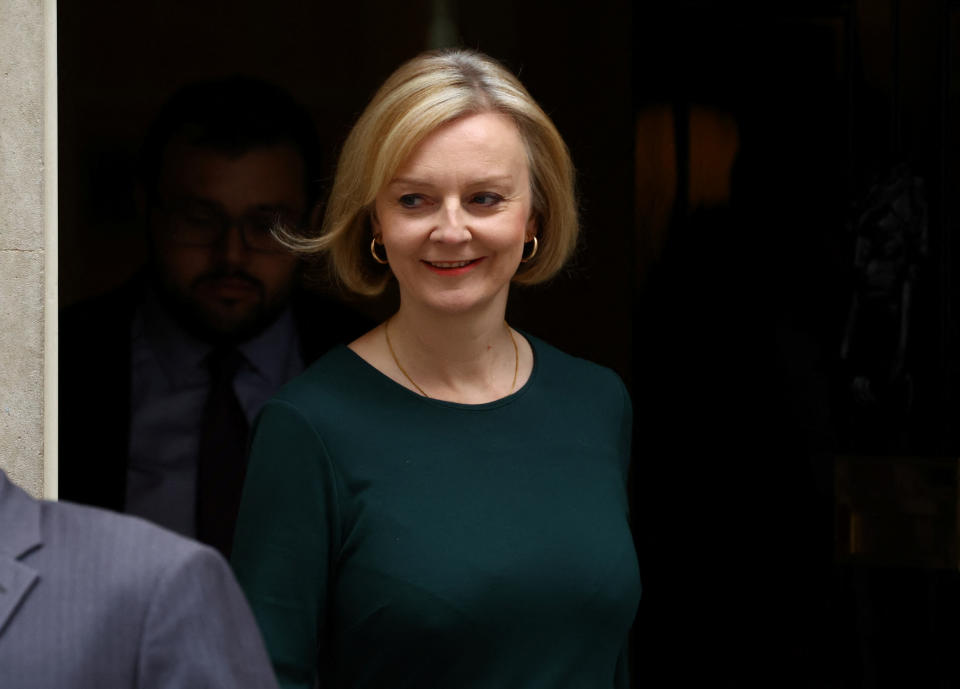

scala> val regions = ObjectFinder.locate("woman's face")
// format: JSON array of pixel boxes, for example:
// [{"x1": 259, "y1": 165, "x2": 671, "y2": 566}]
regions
[{"x1": 373, "y1": 112, "x2": 536, "y2": 317}]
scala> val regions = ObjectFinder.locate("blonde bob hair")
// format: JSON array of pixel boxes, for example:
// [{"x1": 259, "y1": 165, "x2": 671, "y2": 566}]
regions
[{"x1": 293, "y1": 48, "x2": 578, "y2": 296}]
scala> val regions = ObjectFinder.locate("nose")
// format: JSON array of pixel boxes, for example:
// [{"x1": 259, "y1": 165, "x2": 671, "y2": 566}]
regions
[
  {"x1": 429, "y1": 198, "x2": 471, "y2": 243},
  {"x1": 213, "y1": 223, "x2": 249, "y2": 264}
]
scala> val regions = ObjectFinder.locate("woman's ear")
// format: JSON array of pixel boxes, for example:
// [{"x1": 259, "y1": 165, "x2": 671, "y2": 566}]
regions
[{"x1": 525, "y1": 213, "x2": 538, "y2": 242}]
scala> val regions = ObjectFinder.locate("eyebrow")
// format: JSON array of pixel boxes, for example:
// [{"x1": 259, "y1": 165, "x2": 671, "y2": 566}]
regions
[{"x1": 387, "y1": 175, "x2": 516, "y2": 188}]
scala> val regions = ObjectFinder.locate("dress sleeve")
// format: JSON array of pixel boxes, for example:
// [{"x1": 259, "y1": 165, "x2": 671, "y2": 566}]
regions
[{"x1": 231, "y1": 399, "x2": 340, "y2": 689}]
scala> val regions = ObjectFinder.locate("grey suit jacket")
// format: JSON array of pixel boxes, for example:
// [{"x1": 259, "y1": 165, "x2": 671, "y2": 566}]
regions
[{"x1": 0, "y1": 470, "x2": 279, "y2": 689}]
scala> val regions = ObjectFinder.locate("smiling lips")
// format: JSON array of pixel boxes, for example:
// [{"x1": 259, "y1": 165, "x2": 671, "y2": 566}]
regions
[{"x1": 422, "y1": 257, "x2": 485, "y2": 275}]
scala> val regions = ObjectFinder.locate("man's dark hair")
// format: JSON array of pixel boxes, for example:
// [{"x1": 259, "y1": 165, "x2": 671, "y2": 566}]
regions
[{"x1": 138, "y1": 76, "x2": 323, "y2": 209}]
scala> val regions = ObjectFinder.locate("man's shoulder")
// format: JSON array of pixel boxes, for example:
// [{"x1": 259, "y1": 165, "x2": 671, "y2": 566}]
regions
[
  {"x1": 41, "y1": 498, "x2": 216, "y2": 573},
  {"x1": 37, "y1": 498, "x2": 240, "y2": 612},
  {"x1": 11, "y1": 496, "x2": 278, "y2": 689}
]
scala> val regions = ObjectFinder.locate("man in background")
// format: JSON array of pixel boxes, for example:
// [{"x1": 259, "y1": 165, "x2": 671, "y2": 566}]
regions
[
  {"x1": 0, "y1": 468, "x2": 279, "y2": 688},
  {"x1": 60, "y1": 77, "x2": 367, "y2": 557}
]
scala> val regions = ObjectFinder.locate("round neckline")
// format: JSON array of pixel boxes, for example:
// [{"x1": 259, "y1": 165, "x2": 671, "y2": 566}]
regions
[{"x1": 339, "y1": 330, "x2": 540, "y2": 411}]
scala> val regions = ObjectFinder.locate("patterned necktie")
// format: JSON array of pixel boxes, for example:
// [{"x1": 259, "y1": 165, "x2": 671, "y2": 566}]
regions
[{"x1": 195, "y1": 347, "x2": 250, "y2": 558}]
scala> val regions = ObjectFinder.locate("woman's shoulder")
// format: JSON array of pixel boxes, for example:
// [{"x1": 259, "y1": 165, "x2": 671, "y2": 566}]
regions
[
  {"x1": 523, "y1": 333, "x2": 631, "y2": 444},
  {"x1": 268, "y1": 344, "x2": 368, "y2": 413},
  {"x1": 525, "y1": 332, "x2": 627, "y2": 397}
]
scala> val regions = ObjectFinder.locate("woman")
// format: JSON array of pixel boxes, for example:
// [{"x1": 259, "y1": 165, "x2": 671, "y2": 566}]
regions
[{"x1": 231, "y1": 49, "x2": 640, "y2": 688}]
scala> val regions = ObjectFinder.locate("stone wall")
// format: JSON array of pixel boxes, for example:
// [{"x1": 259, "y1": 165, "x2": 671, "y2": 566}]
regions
[{"x1": 0, "y1": 0, "x2": 52, "y2": 498}]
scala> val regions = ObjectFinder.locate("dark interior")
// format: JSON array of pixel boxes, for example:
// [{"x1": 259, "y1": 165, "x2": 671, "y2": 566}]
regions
[{"x1": 60, "y1": 1, "x2": 960, "y2": 685}]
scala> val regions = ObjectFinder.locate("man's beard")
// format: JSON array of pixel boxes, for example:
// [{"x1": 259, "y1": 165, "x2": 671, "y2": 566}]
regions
[{"x1": 153, "y1": 268, "x2": 291, "y2": 345}]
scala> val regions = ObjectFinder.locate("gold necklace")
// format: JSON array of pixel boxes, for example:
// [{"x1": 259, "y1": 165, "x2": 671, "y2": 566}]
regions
[{"x1": 384, "y1": 319, "x2": 519, "y2": 399}]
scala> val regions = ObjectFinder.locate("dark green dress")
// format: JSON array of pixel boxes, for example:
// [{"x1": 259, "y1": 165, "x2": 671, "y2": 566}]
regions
[{"x1": 232, "y1": 334, "x2": 640, "y2": 689}]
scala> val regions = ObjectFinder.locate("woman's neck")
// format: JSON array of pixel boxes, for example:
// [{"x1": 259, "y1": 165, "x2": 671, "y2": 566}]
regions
[{"x1": 385, "y1": 300, "x2": 521, "y2": 403}]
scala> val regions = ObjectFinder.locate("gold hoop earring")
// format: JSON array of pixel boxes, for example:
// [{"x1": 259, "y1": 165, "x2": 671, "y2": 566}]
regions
[
  {"x1": 520, "y1": 236, "x2": 539, "y2": 263},
  {"x1": 370, "y1": 237, "x2": 389, "y2": 265}
]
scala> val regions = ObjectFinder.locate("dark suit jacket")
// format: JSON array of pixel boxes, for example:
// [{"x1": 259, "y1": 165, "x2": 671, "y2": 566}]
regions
[
  {"x1": 0, "y1": 469, "x2": 279, "y2": 688},
  {"x1": 59, "y1": 276, "x2": 370, "y2": 509}
]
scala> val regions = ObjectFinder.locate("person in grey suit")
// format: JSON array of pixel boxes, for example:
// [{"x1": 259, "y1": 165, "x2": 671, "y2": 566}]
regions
[{"x1": 0, "y1": 469, "x2": 279, "y2": 689}]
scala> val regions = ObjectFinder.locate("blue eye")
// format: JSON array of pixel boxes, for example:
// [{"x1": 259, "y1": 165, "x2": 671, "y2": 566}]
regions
[
  {"x1": 399, "y1": 194, "x2": 423, "y2": 208},
  {"x1": 471, "y1": 193, "x2": 503, "y2": 206}
]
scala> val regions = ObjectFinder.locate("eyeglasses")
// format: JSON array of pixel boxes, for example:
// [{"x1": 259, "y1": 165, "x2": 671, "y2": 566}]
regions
[{"x1": 154, "y1": 199, "x2": 300, "y2": 254}]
